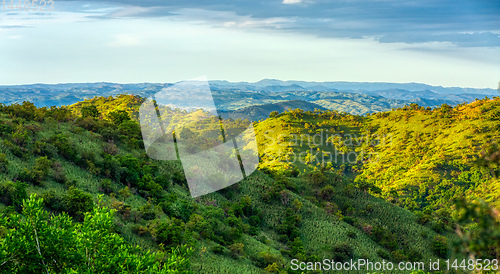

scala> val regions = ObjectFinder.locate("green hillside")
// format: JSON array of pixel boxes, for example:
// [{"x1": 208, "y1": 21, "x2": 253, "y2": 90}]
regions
[
  {"x1": 220, "y1": 100, "x2": 325, "y2": 122},
  {"x1": 0, "y1": 97, "x2": 498, "y2": 273}
]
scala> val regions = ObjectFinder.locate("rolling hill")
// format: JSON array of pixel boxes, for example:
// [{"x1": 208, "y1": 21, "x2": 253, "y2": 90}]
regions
[{"x1": 3, "y1": 96, "x2": 498, "y2": 272}]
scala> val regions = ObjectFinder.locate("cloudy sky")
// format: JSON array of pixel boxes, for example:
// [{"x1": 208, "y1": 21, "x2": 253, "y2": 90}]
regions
[{"x1": 0, "y1": 0, "x2": 499, "y2": 88}]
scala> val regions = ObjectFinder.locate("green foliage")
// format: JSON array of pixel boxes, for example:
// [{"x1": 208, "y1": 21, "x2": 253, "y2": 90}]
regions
[
  {"x1": 149, "y1": 217, "x2": 191, "y2": 249},
  {"x1": 81, "y1": 105, "x2": 100, "y2": 119},
  {"x1": 0, "y1": 153, "x2": 8, "y2": 173},
  {"x1": 432, "y1": 235, "x2": 449, "y2": 258},
  {"x1": 0, "y1": 194, "x2": 192, "y2": 273},
  {"x1": 453, "y1": 198, "x2": 500, "y2": 260},
  {"x1": 332, "y1": 243, "x2": 353, "y2": 261},
  {"x1": 1, "y1": 95, "x2": 494, "y2": 272},
  {"x1": 63, "y1": 187, "x2": 94, "y2": 220},
  {"x1": 108, "y1": 110, "x2": 131, "y2": 125},
  {"x1": 228, "y1": 242, "x2": 245, "y2": 258},
  {"x1": 0, "y1": 180, "x2": 27, "y2": 210},
  {"x1": 269, "y1": 111, "x2": 279, "y2": 118}
]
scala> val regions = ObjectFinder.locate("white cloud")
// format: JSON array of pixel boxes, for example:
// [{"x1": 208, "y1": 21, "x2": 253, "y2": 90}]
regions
[{"x1": 282, "y1": 0, "x2": 303, "y2": 4}]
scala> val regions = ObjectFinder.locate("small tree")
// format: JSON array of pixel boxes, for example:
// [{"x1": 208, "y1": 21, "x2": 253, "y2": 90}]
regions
[
  {"x1": 108, "y1": 110, "x2": 130, "y2": 125},
  {"x1": 63, "y1": 186, "x2": 94, "y2": 220},
  {"x1": 432, "y1": 235, "x2": 449, "y2": 258},
  {"x1": 269, "y1": 111, "x2": 279, "y2": 118},
  {"x1": 81, "y1": 105, "x2": 100, "y2": 119}
]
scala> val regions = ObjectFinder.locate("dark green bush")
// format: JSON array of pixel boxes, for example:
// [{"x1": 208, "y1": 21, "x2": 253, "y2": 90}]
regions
[
  {"x1": 0, "y1": 181, "x2": 27, "y2": 211},
  {"x1": 376, "y1": 249, "x2": 391, "y2": 260},
  {"x1": 432, "y1": 235, "x2": 449, "y2": 258},
  {"x1": 0, "y1": 153, "x2": 8, "y2": 173},
  {"x1": 390, "y1": 250, "x2": 408, "y2": 262},
  {"x1": 63, "y1": 186, "x2": 94, "y2": 220},
  {"x1": 332, "y1": 243, "x2": 354, "y2": 262}
]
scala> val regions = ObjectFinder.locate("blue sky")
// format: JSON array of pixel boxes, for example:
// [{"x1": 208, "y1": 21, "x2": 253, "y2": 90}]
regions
[{"x1": 0, "y1": 0, "x2": 499, "y2": 88}]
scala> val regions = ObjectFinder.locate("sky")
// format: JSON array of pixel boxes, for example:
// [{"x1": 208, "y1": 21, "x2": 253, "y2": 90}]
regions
[{"x1": 0, "y1": 0, "x2": 499, "y2": 88}]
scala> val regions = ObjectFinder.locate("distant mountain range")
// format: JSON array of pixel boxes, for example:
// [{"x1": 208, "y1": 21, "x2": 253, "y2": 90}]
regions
[{"x1": 0, "y1": 80, "x2": 496, "y2": 115}]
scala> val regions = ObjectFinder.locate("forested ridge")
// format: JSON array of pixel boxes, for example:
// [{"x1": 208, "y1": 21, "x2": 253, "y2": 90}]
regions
[{"x1": 0, "y1": 95, "x2": 498, "y2": 273}]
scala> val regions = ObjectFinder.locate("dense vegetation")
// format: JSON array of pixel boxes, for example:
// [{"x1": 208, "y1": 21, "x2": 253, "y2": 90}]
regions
[{"x1": 0, "y1": 95, "x2": 498, "y2": 273}]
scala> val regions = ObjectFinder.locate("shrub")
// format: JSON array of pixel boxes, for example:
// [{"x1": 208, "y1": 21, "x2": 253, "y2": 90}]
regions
[
  {"x1": 269, "y1": 111, "x2": 279, "y2": 118},
  {"x1": 63, "y1": 187, "x2": 94, "y2": 220},
  {"x1": 0, "y1": 194, "x2": 193, "y2": 273},
  {"x1": 332, "y1": 243, "x2": 354, "y2": 261},
  {"x1": 407, "y1": 249, "x2": 423, "y2": 262},
  {"x1": 99, "y1": 179, "x2": 113, "y2": 194},
  {"x1": 19, "y1": 157, "x2": 52, "y2": 185},
  {"x1": 432, "y1": 235, "x2": 449, "y2": 258},
  {"x1": 118, "y1": 186, "x2": 132, "y2": 200},
  {"x1": 376, "y1": 249, "x2": 391, "y2": 260},
  {"x1": 249, "y1": 215, "x2": 261, "y2": 227},
  {"x1": 138, "y1": 202, "x2": 157, "y2": 221},
  {"x1": 415, "y1": 212, "x2": 431, "y2": 225},
  {"x1": 319, "y1": 185, "x2": 335, "y2": 200},
  {"x1": 131, "y1": 224, "x2": 149, "y2": 236},
  {"x1": 51, "y1": 161, "x2": 67, "y2": 184},
  {"x1": 390, "y1": 250, "x2": 408, "y2": 262},
  {"x1": 228, "y1": 243, "x2": 245, "y2": 258},
  {"x1": 255, "y1": 250, "x2": 283, "y2": 269},
  {"x1": 211, "y1": 245, "x2": 225, "y2": 255},
  {"x1": 149, "y1": 218, "x2": 190, "y2": 249},
  {"x1": 108, "y1": 110, "x2": 130, "y2": 125},
  {"x1": 431, "y1": 220, "x2": 446, "y2": 233},
  {"x1": 0, "y1": 181, "x2": 27, "y2": 210},
  {"x1": 41, "y1": 190, "x2": 64, "y2": 211},
  {"x1": 0, "y1": 153, "x2": 8, "y2": 173},
  {"x1": 372, "y1": 226, "x2": 398, "y2": 250},
  {"x1": 81, "y1": 105, "x2": 100, "y2": 119}
]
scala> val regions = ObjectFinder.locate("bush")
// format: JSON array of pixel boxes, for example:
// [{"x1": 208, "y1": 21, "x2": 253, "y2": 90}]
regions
[
  {"x1": 0, "y1": 153, "x2": 8, "y2": 173},
  {"x1": 138, "y1": 202, "x2": 157, "y2": 221},
  {"x1": 332, "y1": 243, "x2": 354, "y2": 261},
  {"x1": 99, "y1": 179, "x2": 113, "y2": 194},
  {"x1": 319, "y1": 185, "x2": 335, "y2": 200},
  {"x1": 0, "y1": 181, "x2": 27, "y2": 211},
  {"x1": 63, "y1": 186, "x2": 94, "y2": 220},
  {"x1": 228, "y1": 243, "x2": 245, "y2": 258},
  {"x1": 18, "y1": 157, "x2": 52, "y2": 185},
  {"x1": 432, "y1": 235, "x2": 449, "y2": 258},
  {"x1": 41, "y1": 190, "x2": 64, "y2": 211},
  {"x1": 390, "y1": 250, "x2": 408, "y2": 262},
  {"x1": 255, "y1": 250, "x2": 283, "y2": 268},
  {"x1": 149, "y1": 217, "x2": 190, "y2": 249},
  {"x1": 51, "y1": 161, "x2": 67, "y2": 184},
  {"x1": 431, "y1": 220, "x2": 446, "y2": 233},
  {"x1": 108, "y1": 110, "x2": 130, "y2": 125},
  {"x1": 81, "y1": 105, "x2": 100, "y2": 119},
  {"x1": 372, "y1": 226, "x2": 398, "y2": 250},
  {"x1": 376, "y1": 249, "x2": 391, "y2": 260},
  {"x1": 118, "y1": 186, "x2": 132, "y2": 200},
  {"x1": 249, "y1": 215, "x2": 261, "y2": 227},
  {"x1": 211, "y1": 245, "x2": 225, "y2": 255},
  {"x1": 415, "y1": 212, "x2": 431, "y2": 225}
]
